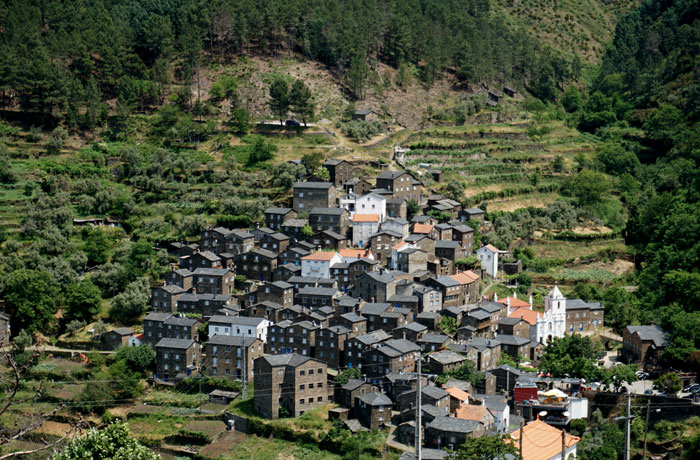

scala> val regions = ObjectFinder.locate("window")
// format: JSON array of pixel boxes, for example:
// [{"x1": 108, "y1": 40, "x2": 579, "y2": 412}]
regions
[
  {"x1": 318, "y1": 396, "x2": 323, "y2": 402},
  {"x1": 299, "y1": 399, "x2": 305, "y2": 405},
  {"x1": 300, "y1": 384, "x2": 305, "y2": 390},
  {"x1": 300, "y1": 370, "x2": 305, "y2": 376},
  {"x1": 308, "y1": 369, "x2": 314, "y2": 375}
]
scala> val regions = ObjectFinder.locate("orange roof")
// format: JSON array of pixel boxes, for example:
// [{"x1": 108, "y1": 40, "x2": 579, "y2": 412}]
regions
[
  {"x1": 484, "y1": 244, "x2": 499, "y2": 252},
  {"x1": 301, "y1": 251, "x2": 338, "y2": 261},
  {"x1": 444, "y1": 387, "x2": 470, "y2": 402},
  {"x1": 498, "y1": 296, "x2": 531, "y2": 308},
  {"x1": 413, "y1": 223, "x2": 434, "y2": 234},
  {"x1": 392, "y1": 242, "x2": 408, "y2": 250},
  {"x1": 450, "y1": 271, "x2": 480, "y2": 285},
  {"x1": 508, "y1": 307, "x2": 542, "y2": 326},
  {"x1": 509, "y1": 419, "x2": 579, "y2": 460},
  {"x1": 339, "y1": 248, "x2": 370, "y2": 258},
  {"x1": 134, "y1": 333, "x2": 144, "y2": 340},
  {"x1": 353, "y1": 213, "x2": 380, "y2": 223},
  {"x1": 454, "y1": 404, "x2": 488, "y2": 422}
]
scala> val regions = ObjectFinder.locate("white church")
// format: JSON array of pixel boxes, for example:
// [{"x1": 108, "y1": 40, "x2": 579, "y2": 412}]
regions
[{"x1": 536, "y1": 285, "x2": 568, "y2": 343}]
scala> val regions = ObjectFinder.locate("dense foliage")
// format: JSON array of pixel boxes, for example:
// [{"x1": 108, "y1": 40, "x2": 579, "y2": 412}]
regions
[
  {"x1": 0, "y1": 0, "x2": 577, "y2": 127},
  {"x1": 564, "y1": 0, "x2": 700, "y2": 368},
  {"x1": 51, "y1": 422, "x2": 160, "y2": 460}
]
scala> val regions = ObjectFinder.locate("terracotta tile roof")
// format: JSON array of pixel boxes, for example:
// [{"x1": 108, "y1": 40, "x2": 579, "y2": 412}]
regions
[
  {"x1": 302, "y1": 251, "x2": 338, "y2": 261},
  {"x1": 392, "y1": 242, "x2": 408, "y2": 250},
  {"x1": 413, "y1": 223, "x2": 434, "y2": 234},
  {"x1": 450, "y1": 271, "x2": 480, "y2": 285},
  {"x1": 498, "y1": 296, "x2": 531, "y2": 308},
  {"x1": 484, "y1": 244, "x2": 499, "y2": 252},
  {"x1": 509, "y1": 419, "x2": 579, "y2": 460},
  {"x1": 508, "y1": 307, "x2": 542, "y2": 326},
  {"x1": 353, "y1": 213, "x2": 380, "y2": 223},
  {"x1": 339, "y1": 248, "x2": 371, "y2": 258},
  {"x1": 453, "y1": 404, "x2": 487, "y2": 422},
  {"x1": 444, "y1": 387, "x2": 470, "y2": 402}
]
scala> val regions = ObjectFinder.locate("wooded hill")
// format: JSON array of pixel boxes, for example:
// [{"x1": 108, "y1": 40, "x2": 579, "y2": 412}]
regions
[{"x1": 0, "y1": 0, "x2": 582, "y2": 128}]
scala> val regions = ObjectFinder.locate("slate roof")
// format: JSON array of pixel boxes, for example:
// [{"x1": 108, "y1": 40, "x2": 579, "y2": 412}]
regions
[
  {"x1": 434, "y1": 276, "x2": 459, "y2": 287},
  {"x1": 293, "y1": 181, "x2": 334, "y2": 189},
  {"x1": 419, "y1": 333, "x2": 451, "y2": 344},
  {"x1": 354, "y1": 330, "x2": 391, "y2": 345},
  {"x1": 363, "y1": 272, "x2": 395, "y2": 284},
  {"x1": 377, "y1": 170, "x2": 408, "y2": 179},
  {"x1": 265, "y1": 207, "x2": 294, "y2": 215},
  {"x1": 427, "y1": 416, "x2": 480, "y2": 434},
  {"x1": 112, "y1": 327, "x2": 134, "y2": 335},
  {"x1": 193, "y1": 267, "x2": 231, "y2": 276},
  {"x1": 340, "y1": 313, "x2": 366, "y2": 323},
  {"x1": 342, "y1": 378, "x2": 368, "y2": 391},
  {"x1": 626, "y1": 325, "x2": 668, "y2": 347},
  {"x1": 164, "y1": 316, "x2": 198, "y2": 327},
  {"x1": 398, "y1": 449, "x2": 448, "y2": 460},
  {"x1": 262, "y1": 353, "x2": 320, "y2": 367},
  {"x1": 468, "y1": 309, "x2": 491, "y2": 320},
  {"x1": 298, "y1": 286, "x2": 339, "y2": 296},
  {"x1": 144, "y1": 312, "x2": 172, "y2": 322},
  {"x1": 567, "y1": 299, "x2": 604, "y2": 310},
  {"x1": 310, "y1": 207, "x2": 347, "y2": 216},
  {"x1": 157, "y1": 284, "x2": 186, "y2": 294},
  {"x1": 428, "y1": 350, "x2": 467, "y2": 365},
  {"x1": 155, "y1": 338, "x2": 195, "y2": 349},
  {"x1": 384, "y1": 339, "x2": 421, "y2": 354},
  {"x1": 494, "y1": 335, "x2": 530, "y2": 346},
  {"x1": 209, "y1": 316, "x2": 266, "y2": 326},
  {"x1": 207, "y1": 335, "x2": 258, "y2": 346},
  {"x1": 361, "y1": 303, "x2": 392, "y2": 316},
  {"x1": 396, "y1": 322, "x2": 427, "y2": 333},
  {"x1": 356, "y1": 392, "x2": 393, "y2": 406},
  {"x1": 271, "y1": 281, "x2": 294, "y2": 289}
]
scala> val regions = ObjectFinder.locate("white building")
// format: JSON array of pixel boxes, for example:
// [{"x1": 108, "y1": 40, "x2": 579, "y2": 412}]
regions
[
  {"x1": 355, "y1": 193, "x2": 386, "y2": 221},
  {"x1": 477, "y1": 244, "x2": 500, "y2": 278},
  {"x1": 208, "y1": 315, "x2": 272, "y2": 343},
  {"x1": 352, "y1": 214, "x2": 381, "y2": 248},
  {"x1": 536, "y1": 285, "x2": 568, "y2": 343},
  {"x1": 301, "y1": 251, "x2": 343, "y2": 278}
]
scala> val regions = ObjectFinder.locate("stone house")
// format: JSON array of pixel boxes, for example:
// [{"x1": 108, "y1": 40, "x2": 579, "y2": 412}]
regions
[
  {"x1": 415, "y1": 311, "x2": 441, "y2": 330},
  {"x1": 364, "y1": 339, "x2": 421, "y2": 379},
  {"x1": 253, "y1": 354, "x2": 329, "y2": 419},
  {"x1": 462, "y1": 208, "x2": 485, "y2": 224},
  {"x1": 418, "y1": 333, "x2": 452, "y2": 353},
  {"x1": 392, "y1": 322, "x2": 428, "y2": 342},
  {"x1": 427, "y1": 350, "x2": 467, "y2": 375},
  {"x1": 293, "y1": 182, "x2": 336, "y2": 213},
  {"x1": 451, "y1": 224, "x2": 474, "y2": 256},
  {"x1": 247, "y1": 281, "x2": 294, "y2": 309},
  {"x1": 382, "y1": 218, "x2": 409, "y2": 239},
  {"x1": 280, "y1": 246, "x2": 310, "y2": 266},
  {"x1": 280, "y1": 218, "x2": 309, "y2": 239},
  {"x1": 353, "y1": 271, "x2": 397, "y2": 303},
  {"x1": 434, "y1": 241, "x2": 461, "y2": 269},
  {"x1": 404, "y1": 234, "x2": 435, "y2": 256},
  {"x1": 428, "y1": 277, "x2": 462, "y2": 308},
  {"x1": 425, "y1": 417, "x2": 484, "y2": 450},
  {"x1": 226, "y1": 230, "x2": 256, "y2": 255},
  {"x1": 388, "y1": 294, "x2": 420, "y2": 314},
  {"x1": 309, "y1": 207, "x2": 350, "y2": 236},
  {"x1": 356, "y1": 392, "x2": 393, "y2": 430},
  {"x1": 313, "y1": 230, "x2": 349, "y2": 251},
  {"x1": 344, "y1": 330, "x2": 391, "y2": 369},
  {"x1": 101, "y1": 327, "x2": 133, "y2": 350},
  {"x1": 395, "y1": 247, "x2": 428, "y2": 273},
  {"x1": 154, "y1": 338, "x2": 200, "y2": 382},
  {"x1": 323, "y1": 159, "x2": 354, "y2": 186},
  {"x1": 176, "y1": 293, "x2": 234, "y2": 317},
  {"x1": 386, "y1": 197, "x2": 408, "y2": 220},
  {"x1": 192, "y1": 267, "x2": 234, "y2": 295},
  {"x1": 296, "y1": 286, "x2": 341, "y2": 308},
  {"x1": 180, "y1": 250, "x2": 222, "y2": 271},
  {"x1": 398, "y1": 385, "x2": 450, "y2": 412},
  {"x1": 565, "y1": 299, "x2": 605, "y2": 334},
  {"x1": 497, "y1": 317, "x2": 530, "y2": 338},
  {"x1": 462, "y1": 309, "x2": 493, "y2": 338},
  {"x1": 339, "y1": 378, "x2": 378, "y2": 411},
  {"x1": 494, "y1": 335, "x2": 530, "y2": 360},
  {"x1": 315, "y1": 324, "x2": 350, "y2": 369},
  {"x1": 264, "y1": 207, "x2": 298, "y2": 230},
  {"x1": 275, "y1": 263, "x2": 301, "y2": 281},
  {"x1": 435, "y1": 223, "x2": 453, "y2": 241},
  {"x1": 490, "y1": 365, "x2": 522, "y2": 392},
  {"x1": 621, "y1": 325, "x2": 668, "y2": 365},
  {"x1": 163, "y1": 315, "x2": 199, "y2": 341},
  {"x1": 376, "y1": 171, "x2": 422, "y2": 203},
  {"x1": 165, "y1": 268, "x2": 194, "y2": 291},
  {"x1": 266, "y1": 320, "x2": 319, "y2": 357},
  {"x1": 246, "y1": 301, "x2": 283, "y2": 323},
  {"x1": 204, "y1": 335, "x2": 263, "y2": 381},
  {"x1": 332, "y1": 312, "x2": 367, "y2": 337},
  {"x1": 259, "y1": 232, "x2": 290, "y2": 254},
  {"x1": 369, "y1": 230, "x2": 403, "y2": 263},
  {"x1": 345, "y1": 178, "x2": 373, "y2": 196},
  {"x1": 234, "y1": 249, "x2": 278, "y2": 283},
  {"x1": 150, "y1": 284, "x2": 185, "y2": 313}
]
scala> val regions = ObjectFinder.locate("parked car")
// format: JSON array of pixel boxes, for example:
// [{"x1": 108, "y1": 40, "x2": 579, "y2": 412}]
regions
[
  {"x1": 285, "y1": 119, "x2": 301, "y2": 126},
  {"x1": 682, "y1": 383, "x2": 699, "y2": 393},
  {"x1": 644, "y1": 389, "x2": 653, "y2": 395}
]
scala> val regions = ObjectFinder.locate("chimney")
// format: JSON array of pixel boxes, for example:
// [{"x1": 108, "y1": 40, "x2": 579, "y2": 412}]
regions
[
  {"x1": 494, "y1": 293, "x2": 498, "y2": 302},
  {"x1": 529, "y1": 295, "x2": 533, "y2": 308},
  {"x1": 513, "y1": 291, "x2": 517, "y2": 299}
]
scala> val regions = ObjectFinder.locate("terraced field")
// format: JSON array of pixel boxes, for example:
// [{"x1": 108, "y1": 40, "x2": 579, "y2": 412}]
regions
[{"x1": 402, "y1": 116, "x2": 601, "y2": 210}]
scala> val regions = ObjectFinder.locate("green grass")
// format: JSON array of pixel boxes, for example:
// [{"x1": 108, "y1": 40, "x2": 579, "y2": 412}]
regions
[{"x1": 221, "y1": 436, "x2": 341, "y2": 460}]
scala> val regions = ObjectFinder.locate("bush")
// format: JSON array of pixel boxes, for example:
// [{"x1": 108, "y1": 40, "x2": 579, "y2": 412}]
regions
[
  {"x1": 340, "y1": 120, "x2": 382, "y2": 141},
  {"x1": 570, "y1": 418, "x2": 587, "y2": 437}
]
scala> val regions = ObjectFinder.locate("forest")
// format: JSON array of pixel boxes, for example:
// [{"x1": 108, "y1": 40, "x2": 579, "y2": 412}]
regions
[{"x1": 0, "y1": 0, "x2": 576, "y2": 128}]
